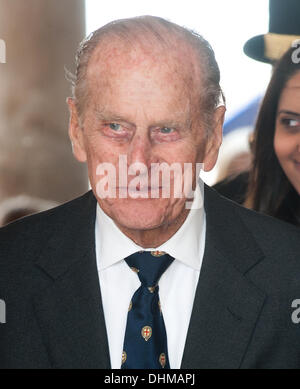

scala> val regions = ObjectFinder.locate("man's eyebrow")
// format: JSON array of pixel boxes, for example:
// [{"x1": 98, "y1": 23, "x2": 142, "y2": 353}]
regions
[
  {"x1": 94, "y1": 109, "x2": 127, "y2": 122},
  {"x1": 278, "y1": 110, "x2": 300, "y2": 117},
  {"x1": 93, "y1": 108, "x2": 191, "y2": 129},
  {"x1": 151, "y1": 119, "x2": 190, "y2": 129}
]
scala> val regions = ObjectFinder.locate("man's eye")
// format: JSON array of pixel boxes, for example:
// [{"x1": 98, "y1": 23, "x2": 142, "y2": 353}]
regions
[
  {"x1": 160, "y1": 127, "x2": 174, "y2": 134},
  {"x1": 109, "y1": 123, "x2": 121, "y2": 131}
]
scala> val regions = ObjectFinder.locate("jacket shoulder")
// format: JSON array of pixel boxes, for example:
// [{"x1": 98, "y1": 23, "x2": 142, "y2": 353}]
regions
[
  {"x1": 0, "y1": 190, "x2": 95, "y2": 266},
  {"x1": 209, "y1": 185, "x2": 300, "y2": 269}
]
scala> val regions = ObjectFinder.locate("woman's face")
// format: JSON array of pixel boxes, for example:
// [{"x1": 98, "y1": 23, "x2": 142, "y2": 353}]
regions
[{"x1": 274, "y1": 71, "x2": 300, "y2": 195}]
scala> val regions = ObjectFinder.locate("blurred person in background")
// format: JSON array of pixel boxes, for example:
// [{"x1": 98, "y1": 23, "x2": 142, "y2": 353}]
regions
[
  {"x1": 0, "y1": 195, "x2": 58, "y2": 227},
  {"x1": 244, "y1": 46, "x2": 300, "y2": 226},
  {"x1": 212, "y1": 127, "x2": 253, "y2": 205},
  {"x1": 213, "y1": 0, "x2": 300, "y2": 213}
]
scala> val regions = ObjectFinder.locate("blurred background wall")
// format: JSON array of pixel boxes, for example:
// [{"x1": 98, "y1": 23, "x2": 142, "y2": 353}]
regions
[{"x1": 0, "y1": 0, "x2": 88, "y2": 206}]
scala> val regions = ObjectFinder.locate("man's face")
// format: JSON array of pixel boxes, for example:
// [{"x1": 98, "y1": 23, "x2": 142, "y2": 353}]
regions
[{"x1": 68, "y1": 40, "x2": 224, "y2": 232}]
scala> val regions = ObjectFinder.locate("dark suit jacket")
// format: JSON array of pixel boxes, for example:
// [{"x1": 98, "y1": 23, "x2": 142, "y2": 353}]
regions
[{"x1": 1, "y1": 185, "x2": 300, "y2": 369}]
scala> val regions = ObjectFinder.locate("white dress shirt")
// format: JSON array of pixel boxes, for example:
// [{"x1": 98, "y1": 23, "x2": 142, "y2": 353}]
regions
[{"x1": 95, "y1": 180, "x2": 206, "y2": 369}]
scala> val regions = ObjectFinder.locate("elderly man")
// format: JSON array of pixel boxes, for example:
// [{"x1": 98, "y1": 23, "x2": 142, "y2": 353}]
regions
[{"x1": 1, "y1": 16, "x2": 300, "y2": 370}]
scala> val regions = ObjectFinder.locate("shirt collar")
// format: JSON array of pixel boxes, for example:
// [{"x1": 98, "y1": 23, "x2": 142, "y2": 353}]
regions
[{"x1": 95, "y1": 178, "x2": 206, "y2": 271}]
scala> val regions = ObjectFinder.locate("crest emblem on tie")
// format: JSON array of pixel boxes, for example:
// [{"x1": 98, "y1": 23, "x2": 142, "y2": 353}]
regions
[
  {"x1": 151, "y1": 250, "x2": 166, "y2": 257},
  {"x1": 159, "y1": 353, "x2": 166, "y2": 368},
  {"x1": 122, "y1": 351, "x2": 127, "y2": 365},
  {"x1": 148, "y1": 286, "x2": 156, "y2": 293},
  {"x1": 128, "y1": 300, "x2": 132, "y2": 312},
  {"x1": 141, "y1": 325, "x2": 152, "y2": 341}
]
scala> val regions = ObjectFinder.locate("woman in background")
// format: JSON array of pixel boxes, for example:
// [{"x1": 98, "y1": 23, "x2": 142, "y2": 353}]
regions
[{"x1": 244, "y1": 46, "x2": 300, "y2": 226}]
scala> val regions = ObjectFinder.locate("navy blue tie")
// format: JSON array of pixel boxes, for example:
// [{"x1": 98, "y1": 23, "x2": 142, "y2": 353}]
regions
[{"x1": 121, "y1": 250, "x2": 174, "y2": 369}]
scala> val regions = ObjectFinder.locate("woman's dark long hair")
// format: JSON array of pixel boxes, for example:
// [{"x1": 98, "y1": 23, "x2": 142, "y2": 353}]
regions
[{"x1": 246, "y1": 46, "x2": 300, "y2": 226}]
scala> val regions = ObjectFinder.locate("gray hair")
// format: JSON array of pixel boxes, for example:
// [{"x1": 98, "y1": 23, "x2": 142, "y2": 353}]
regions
[{"x1": 66, "y1": 15, "x2": 225, "y2": 134}]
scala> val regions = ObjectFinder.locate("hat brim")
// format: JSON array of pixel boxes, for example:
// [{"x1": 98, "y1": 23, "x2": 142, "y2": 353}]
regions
[{"x1": 243, "y1": 35, "x2": 272, "y2": 64}]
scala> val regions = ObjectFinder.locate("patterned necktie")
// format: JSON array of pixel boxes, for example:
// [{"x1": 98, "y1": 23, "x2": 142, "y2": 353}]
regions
[{"x1": 121, "y1": 250, "x2": 174, "y2": 369}]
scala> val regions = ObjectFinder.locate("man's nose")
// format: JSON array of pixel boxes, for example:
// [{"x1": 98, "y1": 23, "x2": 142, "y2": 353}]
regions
[{"x1": 126, "y1": 132, "x2": 153, "y2": 168}]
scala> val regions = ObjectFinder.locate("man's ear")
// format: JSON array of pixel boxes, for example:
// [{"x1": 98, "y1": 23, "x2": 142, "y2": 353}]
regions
[
  {"x1": 66, "y1": 97, "x2": 87, "y2": 162},
  {"x1": 202, "y1": 105, "x2": 226, "y2": 172}
]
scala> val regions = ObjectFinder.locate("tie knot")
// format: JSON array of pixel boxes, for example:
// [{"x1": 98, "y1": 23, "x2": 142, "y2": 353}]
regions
[{"x1": 124, "y1": 251, "x2": 174, "y2": 288}]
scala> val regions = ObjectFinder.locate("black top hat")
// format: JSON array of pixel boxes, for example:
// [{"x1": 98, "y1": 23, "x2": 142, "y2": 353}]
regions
[{"x1": 244, "y1": 0, "x2": 300, "y2": 64}]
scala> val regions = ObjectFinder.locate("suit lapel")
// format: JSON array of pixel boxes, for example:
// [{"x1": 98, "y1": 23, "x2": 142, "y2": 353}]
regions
[
  {"x1": 32, "y1": 191, "x2": 110, "y2": 368},
  {"x1": 181, "y1": 185, "x2": 267, "y2": 368}
]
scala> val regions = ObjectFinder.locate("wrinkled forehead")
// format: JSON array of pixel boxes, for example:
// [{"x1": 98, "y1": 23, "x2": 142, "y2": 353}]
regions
[{"x1": 87, "y1": 35, "x2": 202, "y2": 100}]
